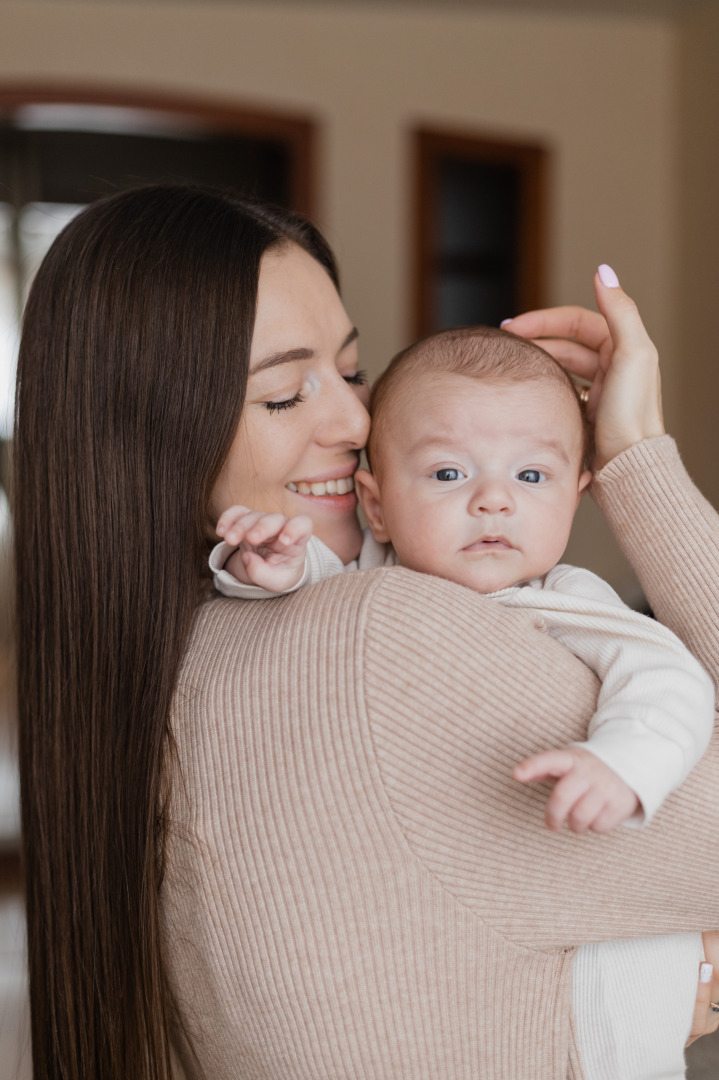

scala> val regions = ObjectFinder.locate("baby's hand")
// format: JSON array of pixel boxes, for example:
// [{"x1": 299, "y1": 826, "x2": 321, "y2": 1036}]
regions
[
  {"x1": 513, "y1": 745, "x2": 640, "y2": 834},
  {"x1": 216, "y1": 505, "x2": 313, "y2": 593}
]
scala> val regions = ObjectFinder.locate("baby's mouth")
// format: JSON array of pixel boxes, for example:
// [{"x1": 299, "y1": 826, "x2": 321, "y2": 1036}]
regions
[
  {"x1": 463, "y1": 536, "x2": 513, "y2": 551},
  {"x1": 286, "y1": 476, "x2": 355, "y2": 497}
]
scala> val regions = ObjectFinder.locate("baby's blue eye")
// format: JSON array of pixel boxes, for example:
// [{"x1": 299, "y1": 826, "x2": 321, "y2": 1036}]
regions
[
  {"x1": 432, "y1": 468, "x2": 465, "y2": 482},
  {"x1": 517, "y1": 469, "x2": 544, "y2": 484}
]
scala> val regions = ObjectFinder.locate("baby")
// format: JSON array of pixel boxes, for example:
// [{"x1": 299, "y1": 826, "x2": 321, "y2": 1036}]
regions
[{"x1": 211, "y1": 326, "x2": 714, "y2": 834}]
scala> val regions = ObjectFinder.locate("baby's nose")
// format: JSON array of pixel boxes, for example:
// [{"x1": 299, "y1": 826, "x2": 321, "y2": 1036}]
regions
[{"x1": 471, "y1": 479, "x2": 514, "y2": 515}]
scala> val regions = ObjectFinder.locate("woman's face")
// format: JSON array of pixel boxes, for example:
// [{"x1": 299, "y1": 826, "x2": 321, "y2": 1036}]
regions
[{"x1": 210, "y1": 243, "x2": 371, "y2": 564}]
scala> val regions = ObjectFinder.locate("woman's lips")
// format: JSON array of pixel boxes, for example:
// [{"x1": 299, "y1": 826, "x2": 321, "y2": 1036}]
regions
[
  {"x1": 286, "y1": 475, "x2": 355, "y2": 496},
  {"x1": 285, "y1": 473, "x2": 357, "y2": 512}
]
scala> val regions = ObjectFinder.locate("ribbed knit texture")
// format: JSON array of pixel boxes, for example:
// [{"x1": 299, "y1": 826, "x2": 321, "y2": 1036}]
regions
[{"x1": 164, "y1": 436, "x2": 719, "y2": 1080}]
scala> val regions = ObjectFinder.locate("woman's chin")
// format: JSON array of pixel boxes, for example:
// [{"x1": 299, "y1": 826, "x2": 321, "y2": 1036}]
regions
[{"x1": 314, "y1": 515, "x2": 364, "y2": 566}]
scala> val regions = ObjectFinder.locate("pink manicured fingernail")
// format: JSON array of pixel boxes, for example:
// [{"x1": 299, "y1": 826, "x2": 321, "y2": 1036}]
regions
[
  {"x1": 500, "y1": 318, "x2": 513, "y2": 327},
  {"x1": 598, "y1": 264, "x2": 620, "y2": 288},
  {"x1": 700, "y1": 962, "x2": 713, "y2": 983}
]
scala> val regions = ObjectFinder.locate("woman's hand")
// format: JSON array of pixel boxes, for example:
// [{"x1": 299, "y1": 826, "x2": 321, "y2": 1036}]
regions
[
  {"x1": 685, "y1": 931, "x2": 719, "y2": 1047},
  {"x1": 503, "y1": 265, "x2": 665, "y2": 470}
]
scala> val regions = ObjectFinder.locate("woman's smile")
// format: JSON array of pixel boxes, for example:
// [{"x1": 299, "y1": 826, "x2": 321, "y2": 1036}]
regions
[{"x1": 209, "y1": 243, "x2": 370, "y2": 564}]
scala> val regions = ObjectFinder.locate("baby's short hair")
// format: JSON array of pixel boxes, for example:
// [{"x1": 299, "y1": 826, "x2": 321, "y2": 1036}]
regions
[{"x1": 367, "y1": 325, "x2": 589, "y2": 476}]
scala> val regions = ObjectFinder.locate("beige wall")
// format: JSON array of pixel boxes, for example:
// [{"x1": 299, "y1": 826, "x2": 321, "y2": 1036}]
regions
[
  {"x1": 0, "y1": 1, "x2": 683, "y2": 598},
  {"x1": 678, "y1": 2, "x2": 719, "y2": 511}
]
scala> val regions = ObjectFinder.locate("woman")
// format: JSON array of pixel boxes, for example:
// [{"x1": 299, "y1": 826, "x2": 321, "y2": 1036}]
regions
[{"x1": 13, "y1": 185, "x2": 719, "y2": 1080}]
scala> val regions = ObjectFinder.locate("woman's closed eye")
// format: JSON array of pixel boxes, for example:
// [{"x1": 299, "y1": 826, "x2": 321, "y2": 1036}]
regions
[
  {"x1": 343, "y1": 369, "x2": 368, "y2": 386},
  {"x1": 264, "y1": 393, "x2": 304, "y2": 414},
  {"x1": 432, "y1": 468, "x2": 466, "y2": 482},
  {"x1": 516, "y1": 469, "x2": 546, "y2": 484}
]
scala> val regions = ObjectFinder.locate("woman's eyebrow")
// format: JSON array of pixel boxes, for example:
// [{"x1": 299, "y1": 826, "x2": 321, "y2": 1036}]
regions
[{"x1": 249, "y1": 327, "x2": 359, "y2": 376}]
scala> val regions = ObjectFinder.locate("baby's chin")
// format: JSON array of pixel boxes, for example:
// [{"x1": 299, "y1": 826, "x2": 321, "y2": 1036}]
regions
[{"x1": 438, "y1": 561, "x2": 538, "y2": 596}]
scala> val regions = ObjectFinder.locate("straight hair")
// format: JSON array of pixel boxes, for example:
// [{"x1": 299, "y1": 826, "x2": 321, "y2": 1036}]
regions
[{"x1": 13, "y1": 185, "x2": 338, "y2": 1080}]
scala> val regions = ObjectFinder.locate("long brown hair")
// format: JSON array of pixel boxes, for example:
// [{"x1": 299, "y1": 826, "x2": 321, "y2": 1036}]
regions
[{"x1": 13, "y1": 185, "x2": 339, "y2": 1080}]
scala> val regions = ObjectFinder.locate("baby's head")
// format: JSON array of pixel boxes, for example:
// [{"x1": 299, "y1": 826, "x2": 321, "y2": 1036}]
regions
[{"x1": 355, "y1": 327, "x2": 592, "y2": 593}]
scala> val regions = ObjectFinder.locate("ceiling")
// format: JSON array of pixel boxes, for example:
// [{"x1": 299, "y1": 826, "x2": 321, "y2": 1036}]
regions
[{"x1": 92, "y1": 0, "x2": 716, "y2": 18}]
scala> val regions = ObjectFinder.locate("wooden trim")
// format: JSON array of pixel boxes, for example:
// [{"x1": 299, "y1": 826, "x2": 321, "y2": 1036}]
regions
[
  {"x1": 412, "y1": 127, "x2": 548, "y2": 339},
  {"x1": 0, "y1": 82, "x2": 317, "y2": 218},
  {"x1": 0, "y1": 848, "x2": 22, "y2": 894}
]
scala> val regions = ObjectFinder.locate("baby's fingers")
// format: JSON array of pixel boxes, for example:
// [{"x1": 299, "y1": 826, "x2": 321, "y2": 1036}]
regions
[
  {"x1": 244, "y1": 513, "x2": 291, "y2": 548},
  {"x1": 277, "y1": 514, "x2": 313, "y2": 550},
  {"x1": 543, "y1": 771, "x2": 596, "y2": 833},
  {"x1": 216, "y1": 504, "x2": 253, "y2": 540},
  {"x1": 513, "y1": 749, "x2": 576, "y2": 785},
  {"x1": 566, "y1": 788, "x2": 608, "y2": 835}
]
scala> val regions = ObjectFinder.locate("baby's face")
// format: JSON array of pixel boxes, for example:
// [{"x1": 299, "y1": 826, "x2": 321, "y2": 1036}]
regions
[{"x1": 364, "y1": 373, "x2": 591, "y2": 593}]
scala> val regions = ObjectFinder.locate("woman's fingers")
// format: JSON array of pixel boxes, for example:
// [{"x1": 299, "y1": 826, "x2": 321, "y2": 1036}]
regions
[
  {"x1": 686, "y1": 960, "x2": 715, "y2": 1045},
  {"x1": 593, "y1": 266, "x2": 658, "y2": 362},
  {"x1": 686, "y1": 932, "x2": 719, "y2": 1046},
  {"x1": 526, "y1": 338, "x2": 602, "y2": 382},
  {"x1": 503, "y1": 305, "x2": 610, "y2": 353}
]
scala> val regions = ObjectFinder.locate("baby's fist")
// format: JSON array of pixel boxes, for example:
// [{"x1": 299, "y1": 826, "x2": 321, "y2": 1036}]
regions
[{"x1": 513, "y1": 745, "x2": 640, "y2": 834}]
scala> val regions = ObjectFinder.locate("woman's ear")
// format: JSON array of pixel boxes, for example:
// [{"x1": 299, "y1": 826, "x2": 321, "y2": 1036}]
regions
[{"x1": 354, "y1": 468, "x2": 391, "y2": 543}]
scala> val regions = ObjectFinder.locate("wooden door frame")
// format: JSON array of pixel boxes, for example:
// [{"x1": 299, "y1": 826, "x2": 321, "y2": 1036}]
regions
[
  {"x1": 0, "y1": 82, "x2": 317, "y2": 217},
  {"x1": 412, "y1": 127, "x2": 548, "y2": 338}
]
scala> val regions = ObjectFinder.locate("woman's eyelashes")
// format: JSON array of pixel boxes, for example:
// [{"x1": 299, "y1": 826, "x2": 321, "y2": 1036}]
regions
[
  {"x1": 262, "y1": 369, "x2": 367, "y2": 413},
  {"x1": 343, "y1": 369, "x2": 368, "y2": 386},
  {"x1": 264, "y1": 393, "x2": 305, "y2": 414}
]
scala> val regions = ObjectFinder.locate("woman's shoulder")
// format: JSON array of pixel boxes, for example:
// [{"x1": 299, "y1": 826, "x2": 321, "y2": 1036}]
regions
[{"x1": 178, "y1": 565, "x2": 574, "y2": 704}]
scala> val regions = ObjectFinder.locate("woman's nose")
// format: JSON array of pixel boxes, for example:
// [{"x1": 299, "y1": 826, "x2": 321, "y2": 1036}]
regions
[{"x1": 318, "y1": 377, "x2": 371, "y2": 449}]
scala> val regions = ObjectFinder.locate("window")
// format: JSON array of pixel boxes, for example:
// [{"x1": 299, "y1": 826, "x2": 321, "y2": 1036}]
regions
[{"x1": 0, "y1": 89, "x2": 316, "y2": 437}]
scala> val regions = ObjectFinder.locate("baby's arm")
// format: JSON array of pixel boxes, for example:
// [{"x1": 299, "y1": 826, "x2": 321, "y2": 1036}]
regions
[
  {"x1": 215, "y1": 505, "x2": 313, "y2": 594},
  {"x1": 210, "y1": 507, "x2": 349, "y2": 600},
  {"x1": 510, "y1": 566, "x2": 715, "y2": 833}
]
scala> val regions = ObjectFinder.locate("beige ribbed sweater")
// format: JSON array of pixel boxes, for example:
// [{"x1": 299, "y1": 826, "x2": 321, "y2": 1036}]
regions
[{"x1": 164, "y1": 437, "x2": 719, "y2": 1080}]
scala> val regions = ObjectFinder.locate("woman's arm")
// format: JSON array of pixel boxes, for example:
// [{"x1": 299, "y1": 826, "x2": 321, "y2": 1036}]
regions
[
  {"x1": 592, "y1": 436, "x2": 719, "y2": 692},
  {"x1": 506, "y1": 267, "x2": 719, "y2": 690}
]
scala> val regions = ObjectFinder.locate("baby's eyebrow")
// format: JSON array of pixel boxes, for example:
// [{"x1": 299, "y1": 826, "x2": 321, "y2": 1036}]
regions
[
  {"x1": 532, "y1": 438, "x2": 572, "y2": 464},
  {"x1": 405, "y1": 434, "x2": 573, "y2": 463}
]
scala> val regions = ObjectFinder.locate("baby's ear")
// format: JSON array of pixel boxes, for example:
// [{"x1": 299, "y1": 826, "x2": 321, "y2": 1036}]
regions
[
  {"x1": 577, "y1": 469, "x2": 592, "y2": 501},
  {"x1": 354, "y1": 468, "x2": 391, "y2": 543}
]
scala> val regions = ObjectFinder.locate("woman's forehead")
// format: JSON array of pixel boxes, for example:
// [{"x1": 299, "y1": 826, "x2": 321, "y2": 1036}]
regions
[{"x1": 252, "y1": 244, "x2": 351, "y2": 361}]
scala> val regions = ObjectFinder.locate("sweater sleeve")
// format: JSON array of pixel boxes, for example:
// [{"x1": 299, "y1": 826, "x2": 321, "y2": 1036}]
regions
[
  {"x1": 516, "y1": 566, "x2": 715, "y2": 825},
  {"x1": 591, "y1": 435, "x2": 719, "y2": 697},
  {"x1": 362, "y1": 565, "x2": 719, "y2": 950}
]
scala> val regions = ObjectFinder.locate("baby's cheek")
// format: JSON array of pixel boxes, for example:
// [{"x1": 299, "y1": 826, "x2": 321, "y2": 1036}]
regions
[{"x1": 390, "y1": 517, "x2": 444, "y2": 576}]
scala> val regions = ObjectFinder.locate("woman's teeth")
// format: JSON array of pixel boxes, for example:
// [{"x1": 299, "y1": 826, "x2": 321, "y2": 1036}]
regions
[{"x1": 286, "y1": 476, "x2": 355, "y2": 496}]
